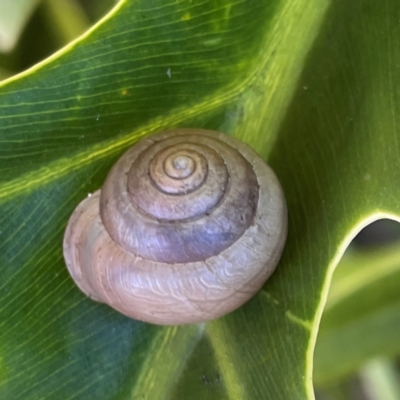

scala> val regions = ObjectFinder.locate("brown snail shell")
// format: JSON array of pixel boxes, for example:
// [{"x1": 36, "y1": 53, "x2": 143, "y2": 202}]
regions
[{"x1": 63, "y1": 129, "x2": 287, "y2": 325}]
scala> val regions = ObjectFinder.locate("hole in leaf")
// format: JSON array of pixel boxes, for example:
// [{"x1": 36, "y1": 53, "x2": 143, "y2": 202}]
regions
[
  {"x1": 314, "y1": 219, "x2": 400, "y2": 397},
  {"x1": 351, "y1": 219, "x2": 400, "y2": 249}
]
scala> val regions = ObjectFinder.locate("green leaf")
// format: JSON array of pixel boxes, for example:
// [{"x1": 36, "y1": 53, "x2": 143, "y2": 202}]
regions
[
  {"x1": 1, "y1": 0, "x2": 400, "y2": 399},
  {"x1": 314, "y1": 244, "x2": 400, "y2": 386},
  {"x1": 0, "y1": 0, "x2": 41, "y2": 52}
]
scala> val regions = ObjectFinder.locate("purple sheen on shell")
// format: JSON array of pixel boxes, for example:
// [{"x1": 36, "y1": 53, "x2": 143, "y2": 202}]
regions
[{"x1": 63, "y1": 129, "x2": 287, "y2": 325}]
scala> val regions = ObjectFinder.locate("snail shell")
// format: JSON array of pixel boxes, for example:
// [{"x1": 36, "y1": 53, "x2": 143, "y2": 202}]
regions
[{"x1": 63, "y1": 129, "x2": 287, "y2": 325}]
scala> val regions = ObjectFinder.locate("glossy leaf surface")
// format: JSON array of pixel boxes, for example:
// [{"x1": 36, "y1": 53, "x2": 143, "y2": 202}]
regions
[{"x1": 0, "y1": 0, "x2": 400, "y2": 399}]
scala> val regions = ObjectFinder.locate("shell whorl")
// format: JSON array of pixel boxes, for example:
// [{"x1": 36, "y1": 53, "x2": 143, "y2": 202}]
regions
[
  {"x1": 100, "y1": 131, "x2": 259, "y2": 263},
  {"x1": 63, "y1": 129, "x2": 287, "y2": 325}
]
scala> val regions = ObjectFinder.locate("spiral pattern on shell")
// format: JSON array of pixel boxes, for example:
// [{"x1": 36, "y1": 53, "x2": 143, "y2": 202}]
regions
[{"x1": 63, "y1": 129, "x2": 287, "y2": 325}]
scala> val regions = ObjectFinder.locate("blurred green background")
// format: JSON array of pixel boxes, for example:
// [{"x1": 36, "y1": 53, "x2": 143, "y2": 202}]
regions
[
  {"x1": 0, "y1": 1, "x2": 399, "y2": 399},
  {"x1": 0, "y1": 0, "x2": 116, "y2": 78}
]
